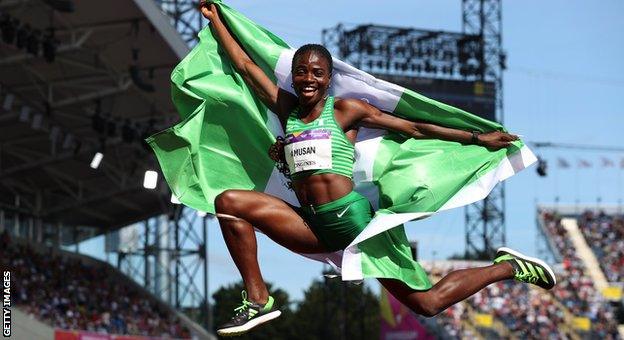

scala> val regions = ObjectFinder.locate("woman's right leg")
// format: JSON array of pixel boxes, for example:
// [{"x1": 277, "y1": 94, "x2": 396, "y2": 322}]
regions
[
  {"x1": 379, "y1": 263, "x2": 514, "y2": 317},
  {"x1": 214, "y1": 189, "x2": 326, "y2": 304}
]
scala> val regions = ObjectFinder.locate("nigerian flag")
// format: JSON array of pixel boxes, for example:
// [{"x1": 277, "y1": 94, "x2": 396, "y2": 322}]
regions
[{"x1": 147, "y1": 0, "x2": 536, "y2": 285}]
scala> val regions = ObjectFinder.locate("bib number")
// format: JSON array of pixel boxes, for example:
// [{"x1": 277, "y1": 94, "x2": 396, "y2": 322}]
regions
[{"x1": 284, "y1": 129, "x2": 332, "y2": 173}]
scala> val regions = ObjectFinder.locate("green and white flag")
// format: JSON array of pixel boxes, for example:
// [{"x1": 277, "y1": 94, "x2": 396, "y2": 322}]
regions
[{"x1": 147, "y1": 1, "x2": 536, "y2": 284}]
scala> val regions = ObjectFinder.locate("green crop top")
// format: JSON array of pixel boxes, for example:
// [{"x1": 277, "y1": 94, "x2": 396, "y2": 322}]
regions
[{"x1": 283, "y1": 96, "x2": 355, "y2": 180}]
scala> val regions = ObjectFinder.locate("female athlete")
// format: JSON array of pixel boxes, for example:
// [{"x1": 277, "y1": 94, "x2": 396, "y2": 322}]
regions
[{"x1": 199, "y1": 2, "x2": 556, "y2": 336}]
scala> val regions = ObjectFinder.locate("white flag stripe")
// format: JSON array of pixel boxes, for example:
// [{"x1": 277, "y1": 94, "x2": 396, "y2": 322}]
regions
[
  {"x1": 342, "y1": 247, "x2": 363, "y2": 280},
  {"x1": 330, "y1": 58, "x2": 405, "y2": 112},
  {"x1": 342, "y1": 211, "x2": 433, "y2": 281},
  {"x1": 352, "y1": 127, "x2": 387, "y2": 183}
]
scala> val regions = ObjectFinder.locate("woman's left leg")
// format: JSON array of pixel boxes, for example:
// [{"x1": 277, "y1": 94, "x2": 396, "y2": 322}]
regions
[{"x1": 378, "y1": 263, "x2": 514, "y2": 317}]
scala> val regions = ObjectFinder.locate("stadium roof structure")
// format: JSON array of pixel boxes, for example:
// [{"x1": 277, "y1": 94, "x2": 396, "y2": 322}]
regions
[{"x1": 0, "y1": 0, "x2": 190, "y2": 232}]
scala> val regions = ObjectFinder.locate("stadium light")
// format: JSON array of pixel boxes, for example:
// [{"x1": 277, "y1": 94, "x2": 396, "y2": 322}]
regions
[
  {"x1": 49, "y1": 126, "x2": 60, "y2": 142},
  {"x1": 143, "y1": 170, "x2": 158, "y2": 189},
  {"x1": 19, "y1": 106, "x2": 30, "y2": 122},
  {"x1": 62, "y1": 133, "x2": 73, "y2": 149},
  {"x1": 2, "y1": 93, "x2": 14, "y2": 111},
  {"x1": 90, "y1": 152, "x2": 103, "y2": 169},
  {"x1": 31, "y1": 114, "x2": 43, "y2": 129}
]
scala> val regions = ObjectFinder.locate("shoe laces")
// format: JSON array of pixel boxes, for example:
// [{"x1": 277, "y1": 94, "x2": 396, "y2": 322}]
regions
[
  {"x1": 516, "y1": 271, "x2": 538, "y2": 284},
  {"x1": 233, "y1": 291, "x2": 254, "y2": 315}
]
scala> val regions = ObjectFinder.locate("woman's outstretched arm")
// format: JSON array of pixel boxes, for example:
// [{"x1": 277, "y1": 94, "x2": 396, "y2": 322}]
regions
[
  {"x1": 200, "y1": 3, "x2": 297, "y2": 118},
  {"x1": 335, "y1": 98, "x2": 518, "y2": 150}
]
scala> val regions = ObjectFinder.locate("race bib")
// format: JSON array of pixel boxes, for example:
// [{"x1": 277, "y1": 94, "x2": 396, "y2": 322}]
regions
[{"x1": 284, "y1": 129, "x2": 332, "y2": 174}]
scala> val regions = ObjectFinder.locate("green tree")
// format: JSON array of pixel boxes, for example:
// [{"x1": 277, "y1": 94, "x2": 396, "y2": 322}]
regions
[
  {"x1": 212, "y1": 281, "x2": 295, "y2": 339},
  {"x1": 290, "y1": 271, "x2": 380, "y2": 340}
]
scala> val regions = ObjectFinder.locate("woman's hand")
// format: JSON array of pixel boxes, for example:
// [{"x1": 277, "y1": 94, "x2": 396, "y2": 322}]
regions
[
  {"x1": 477, "y1": 131, "x2": 519, "y2": 150},
  {"x1": 199, "y1": 1, "x2": 218, "y2": 21}
]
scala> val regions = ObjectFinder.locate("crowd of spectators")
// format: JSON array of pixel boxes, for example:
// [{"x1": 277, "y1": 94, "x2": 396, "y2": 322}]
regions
[
  {"x1": 541, "y1": 211, "x2": 620, "y2": 339},
  {"x1": 470, "y1": 280, "x2": 569, "y2": 338},
  {"x1": 434, "y1": 302, "x2": 479, "y2": 339},
  {"x1": 577, "y1": 210, "x2": 624, "y2": 283},
  {"x1": 428, "y1": 262, "x2": 571, "y2": 339},
  {"x1": 419, "y1": 210, "x2": 623, "y2": 339},
  {"x1": 0, "y1": 231, "x2": 190, "y2": 339}
]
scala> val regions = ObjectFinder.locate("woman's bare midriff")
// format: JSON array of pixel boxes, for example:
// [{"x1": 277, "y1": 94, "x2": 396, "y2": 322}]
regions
[{"x1": 292, "y1": 173, "x2": 354, "y2": 206}]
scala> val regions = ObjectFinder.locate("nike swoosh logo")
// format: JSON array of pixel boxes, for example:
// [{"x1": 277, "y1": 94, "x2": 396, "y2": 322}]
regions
[{"x1": 336, "y1": 203, "x2": 353, "y2": 218}]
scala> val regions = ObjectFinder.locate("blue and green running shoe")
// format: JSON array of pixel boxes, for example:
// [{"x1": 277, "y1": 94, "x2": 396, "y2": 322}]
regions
[
  {"x1": 494, "y1": 247, "x2": 556, "y2": 290},
  {"x1": 216, "y1": 291, "x2": 282, "y2": 337}
]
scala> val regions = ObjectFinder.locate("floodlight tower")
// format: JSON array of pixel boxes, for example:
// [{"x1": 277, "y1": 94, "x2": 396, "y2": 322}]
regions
[
  {"x1": 116, "y1": 1, "x2": 208, "y2": 329},
  {"x1": 462, "y1": 0, "x2": 506, "y2": 259},
  {"x1": 116, "y1": 204, "x2": 211, "y2": 329}
]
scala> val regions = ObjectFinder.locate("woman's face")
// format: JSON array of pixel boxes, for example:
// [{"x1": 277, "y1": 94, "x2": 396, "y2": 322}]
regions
[{"x1": 291, "y1": 51, "x2": 331, "y2": 107}]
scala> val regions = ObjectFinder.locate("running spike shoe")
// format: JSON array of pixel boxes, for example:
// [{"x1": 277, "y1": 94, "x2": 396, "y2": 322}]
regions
[
  {"x1": 216, "y1": 291, "x2": 282, "y2": 337},
  {"x1": 494, "y1": 247, "x2": 557, "y2": 290}
]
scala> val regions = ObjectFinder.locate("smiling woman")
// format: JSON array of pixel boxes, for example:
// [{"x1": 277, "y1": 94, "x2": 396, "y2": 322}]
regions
[
  {"x1": 291, "y1": 44, "x2": 333, "y2": 106},
  {"x1": 192, "y1": 1, "x2": 556, "y2": 337}
]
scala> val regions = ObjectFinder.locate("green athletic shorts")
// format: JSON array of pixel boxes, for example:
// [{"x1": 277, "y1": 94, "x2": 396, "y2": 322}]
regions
[
  {"x1": 298, "y1": 191, "x2": 374, "y2": 252},
  {"x1": 297, "y1": 191, "x2": 433, "y2": 291}
]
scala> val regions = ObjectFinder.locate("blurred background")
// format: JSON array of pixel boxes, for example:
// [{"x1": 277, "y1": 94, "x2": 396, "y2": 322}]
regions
[{"x1": 0, "y1": 0, "x2": 622, "y2": 339}]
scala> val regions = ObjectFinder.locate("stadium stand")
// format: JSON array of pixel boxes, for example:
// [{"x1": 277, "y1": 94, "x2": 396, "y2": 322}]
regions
[
  {"x1": 0, "y1": 230, "x2": 210, "y2": 339},
  {"x1": 559, "y1": 217, "x2": 609, "y2": 290},
  {"x1": 435, "y1": 303, "x2": 482, "y2": 340},
  {"x1": 426, "y1": 263, "x2": 499, "y2": 339},
  {"x1": 424, "y1": 260, "x2": 578, "y2": 339},
  {"x1": 539, "y1": 210, "x2": 621, "y2": 339},
  {"x1": 577, "y1": 211, "x2": 624, "y2": 284}
]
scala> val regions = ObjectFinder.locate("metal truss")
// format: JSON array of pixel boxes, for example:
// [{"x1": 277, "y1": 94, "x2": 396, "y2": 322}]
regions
[
  {"x1": 116, "y1": 205, "x2": 210, "y2": 328},
  {"x1": 322, "y1": 24, "x2": 484, "y2": 80},
  {"x1": 462, "y1": 0, "x2": 506, "y2": 259},
  {"x1": 464, "y1": 184, "x2": 505, "y2": 259},
  {"x1": 155, "y1": 0, "x2": 203, "y2": 46},
  {"x1": 323, "y1": 3, "x2": 506, "y2": 259}
]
